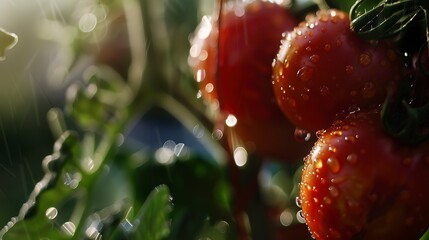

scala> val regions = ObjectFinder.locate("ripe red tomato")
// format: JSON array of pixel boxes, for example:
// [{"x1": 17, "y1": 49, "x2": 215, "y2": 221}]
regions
[
  {"x1": 189, "y1": 0, "x2": 313, "y2": 160},
  {"x1": 299, "y1": 108, "x2": 429, "y2": 240},
  {"x1": 272, "y1": 9, "x2": 406, "y2": 132}
]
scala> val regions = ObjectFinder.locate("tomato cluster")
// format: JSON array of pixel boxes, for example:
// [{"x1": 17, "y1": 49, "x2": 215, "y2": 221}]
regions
[
  {"x1": 189, "y1": 0, "x2": 313, "y2": 161},
  {"x1": 189, "y1": 0, "x2": 429, "y2": 239}
]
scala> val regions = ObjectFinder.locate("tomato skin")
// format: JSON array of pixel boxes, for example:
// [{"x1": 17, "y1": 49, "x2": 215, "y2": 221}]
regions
[
  {"x1": 272, "y1": 9, "x2": 405, "y2": 132},
  {"x1": 299, "y1": 109, "x2": 429, "y2": 240},
  {"x1": 190, "y1": 1, "x2": 312, "y2": 160}
]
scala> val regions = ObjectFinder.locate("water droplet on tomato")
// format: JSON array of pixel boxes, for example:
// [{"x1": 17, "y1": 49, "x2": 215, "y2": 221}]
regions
[
  {"x1": 306, "y1": 46, "x2": 312, "y2": 52},
  {"x1": 297, "y1": 66, "x2": 314, "y2": 81},
  {"x1": 324, "y1": 44, "x2": 331, "y2": 52},
  {"x1": 205, "y1": 83, "x2": 214, "y2": 93},
  {"x1": 344, "y1": 135, "x2": 357, "y2": 143},
  {"x1": 327, "y1": 157, "x2": 340, "y2": 173},
  {"x1": 310, "y1": 54, "x2": 320, "y2": 64},
  {"x1": 195, "y1": 69, "x2": 206, "y2": 82},
  {"x1": 345, "y1": 65, "x2": 354, "y2": 74},
  {"x1": 329, "y1": 185, "x2": 339, "y2": 197},
  {"x1": 323, "y1": 196, "x2": 332, "y2": 205},
  {"x1": 359, "y1": 53, "x2": 372, "y2": 66},
  {"x1": 294, "y1": 128, "x2": 311, "y2": 142},
  {"x1": 315, "y1": 158, "x2": 323, "y2": 169},
  {"x1": 320, "y1": 85, "x2": 330, "y2": 96},
  {"x1": 361, "y1": 81, "x2": 376, "y2": 98},
  {"x1": 316, "y1": 129, "x2": 326, "y2": 139},
  {"x1": 297, "y1": 210, "x2": 306, "y2": 223},
  {"x1": 296, "y1": 196, "x2": 302, "y2": 208},
  {"x1": 346, "y1": 153, "x2": 358, "y2": 164}
]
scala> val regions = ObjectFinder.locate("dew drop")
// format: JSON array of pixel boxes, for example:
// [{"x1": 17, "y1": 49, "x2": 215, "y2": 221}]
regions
[
  {"x1": 45, "y1": 207, "x2": 58, "y2": 220},
  {"x1": 294, "y1": 128, "x2": 311, "y2": 142},
  {"x1": 120, "y1": 219, "x2": 134, "y2": 232},
  {"x1": 205, "y1": 83, "x2": 214, "y2": 93},
  {"x1": 86, "y1": 227, "x2": 102, "y2": 240},
  {"x1": 306, "y1": 46, "x2": 312, "y2": 52},
  {"x1": 234, "y1": 147, "x2": 248, "y2": 167},
  {"x1": 212, "y1": 129, "x2": 223, "y2": 140},
  {"x1": 195, "y1": 69, "x2": 206, "y2": 82},
  {"x1": 326, "y1": 157, "x2": 341, "y2": 173},
  {"x1": 328, "y1": 185, "x2": 339, "y2": 197},
  {"x1": 225, "y1": 114, "x2": 238, "y2": 127},
  {"x1": 316, "y1": 130, "x2": 326, "y2": 139},
  {"x1": 323, "y1": 196, "x2": 332, "y2": 205},
  {"x1": 297, "y1": 66, "x2": 314, "y2": 81},
  {"x1": 346, "y1": 153, "x2": 358, "y2": 164},
  {"x1": 315, "y1": 158, "x2": 323, "y2": 169},
  {"x1": 309, "y1": 54, "x2": 320, "y2": 64},
  {"x1": 344, "y1": 135, "x2": 357, "y2": 143},
  {"x1": 295, "y1": 196, "x2": 302, "y2": 208},
  {"x1": 324, "y1": 44, "x2": 331, "y2": 52},
  {"x1": 359, "y1": 53, "x2": 372, "y2": 66},
  {"x1": 296, "y1": 210, "x2": 306, "y2": 223},
  {"x1": 61, "y1": 222, "x2": 76, "y2": 236},
  {"x1": 193, "y1": 124, "x2": 204, "y2": 138}
]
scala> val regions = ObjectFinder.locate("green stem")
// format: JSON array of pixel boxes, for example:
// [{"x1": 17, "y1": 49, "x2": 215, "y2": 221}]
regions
[{"x1": 123, "y1": 0, "x2": 146, "y2": 96}]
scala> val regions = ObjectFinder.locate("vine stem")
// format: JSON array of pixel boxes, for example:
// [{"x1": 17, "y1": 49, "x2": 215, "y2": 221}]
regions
[
  {"x1": 313, "y1": 0, "x2": 329, "y2": 11},
  {"x1": 122, "y1": 0, "x2": 146, "y2": 97}
]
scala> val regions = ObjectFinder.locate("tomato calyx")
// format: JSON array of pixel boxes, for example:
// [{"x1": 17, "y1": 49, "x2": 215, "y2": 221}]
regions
[
  {"x1": 350, "y1": 0, "x2": 429, "y2": 144},
  {"x1": 382, "y1": 46, "x2": 429, "y2": 144}
]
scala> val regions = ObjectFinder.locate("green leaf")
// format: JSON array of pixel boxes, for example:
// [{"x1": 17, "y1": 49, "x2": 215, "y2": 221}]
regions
[
  {"x1": 0, "y1": 130, "x2": 134, "y2": 240},
  {"x1": 350, "y1": 0, "x2": 427, "y2": 40},
  {"x1": 0, "y1": 28, "x2": 17, "y2": 60},
  {"x1": 421, "y1": 229, "x2": 429, "y2": 240},
  {"x1": 118, "y1": 185, "x2": 172, "y2": 240}
]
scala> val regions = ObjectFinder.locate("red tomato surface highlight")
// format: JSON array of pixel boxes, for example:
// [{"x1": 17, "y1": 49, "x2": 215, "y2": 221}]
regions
[
  {"x1": 299, "y1": 108, "x2": 429, "y2": 240},
  {"x1": 189, "y1": 0, "x2": 313, "y2": 161},
  {"x1": 272, "y1": 9, "x2": 406, "y2": 132}
]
